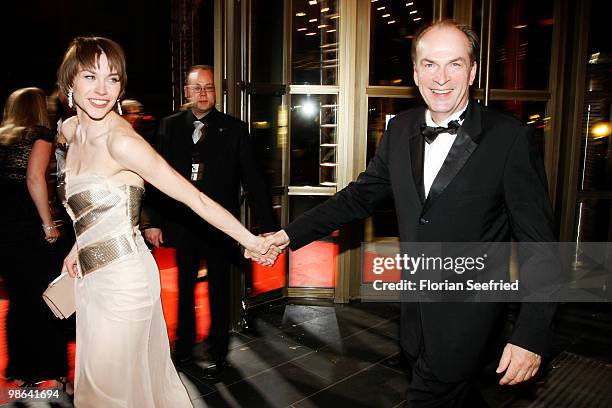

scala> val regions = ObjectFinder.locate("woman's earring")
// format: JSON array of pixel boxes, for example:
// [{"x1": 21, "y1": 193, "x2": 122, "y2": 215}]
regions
[
  {"x1": 67, "y1": 91, "x2": 73, "y2": 109},
  {"x1": 117, "y1": 100, "x2": 122, "y2": 115}
]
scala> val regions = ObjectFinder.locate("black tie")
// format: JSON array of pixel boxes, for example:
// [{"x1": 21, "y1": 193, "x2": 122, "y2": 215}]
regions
[
  {"x1": 421, "y1": 109, "x2": 468, "y2": 144},
  {"x1": 420, "y1": 119, "x2": 462, "y2": 144}
]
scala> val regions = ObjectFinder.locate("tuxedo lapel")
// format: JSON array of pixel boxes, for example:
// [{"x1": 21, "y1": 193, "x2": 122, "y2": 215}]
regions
[
  {"x1": 400, "y1": 107, "x2": 426, "y2": 205},
  {"x1": 409, "y1": 130, "x2": 426, "y2": 204},
  {"x1": 422, "y1": 100, "x2": 483, "y2": 215}
]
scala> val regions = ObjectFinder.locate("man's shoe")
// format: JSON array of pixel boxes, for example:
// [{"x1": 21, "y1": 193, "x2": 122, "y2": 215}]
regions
[{"x1": 201, "y1": 360, "x2": 226, "y2": 380}]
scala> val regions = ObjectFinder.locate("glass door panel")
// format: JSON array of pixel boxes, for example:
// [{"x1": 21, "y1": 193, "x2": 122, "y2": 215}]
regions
[
  {"x1": 244, "y1": 0, "x2": 287, "y2": 301},
  {"x1": 288, "y1": 195, "x2": 338, "y2": 289}
]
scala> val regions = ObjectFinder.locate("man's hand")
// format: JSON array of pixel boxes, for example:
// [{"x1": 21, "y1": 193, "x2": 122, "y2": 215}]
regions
[
  {"x1": 496, "y1": 343, "x2": 542, "y2": 385},
  {"x1": 267, "y1": 230, "x2": 290, "y2": 250},
  {"x1": 144, "y1": 228, "x2": 164, "y2": 247},
  {"x1": 244, "y1": 230, "x2": 290, "y2": 265},
  {"x1": 243, "y1": 234, "x2": 281, "y2": 266}
]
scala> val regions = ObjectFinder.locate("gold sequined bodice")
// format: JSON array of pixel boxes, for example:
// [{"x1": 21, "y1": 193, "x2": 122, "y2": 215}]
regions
[
  {"x1": 65, "y1": 183, "x2": 143, "y2": 235},
  {"x1": 63, "y1": 172, "x2": 146, "y2": 276}
]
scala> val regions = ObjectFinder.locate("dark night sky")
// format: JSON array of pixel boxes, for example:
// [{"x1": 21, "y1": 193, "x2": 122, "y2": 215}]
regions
[{"x1": 1, "y1": 0, "x2": 175, "y2": 121}]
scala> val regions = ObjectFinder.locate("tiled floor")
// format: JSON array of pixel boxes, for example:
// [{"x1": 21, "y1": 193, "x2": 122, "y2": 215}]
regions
[
  {"x1": 1, "y1": 296, "x2": 610, "y2": 406},
  {"x1": 178, "y1": 301, "x2": 407, "y2": 408},
  {"x1": 176, "y1": 301, "x2": 612, "y2": 408}
]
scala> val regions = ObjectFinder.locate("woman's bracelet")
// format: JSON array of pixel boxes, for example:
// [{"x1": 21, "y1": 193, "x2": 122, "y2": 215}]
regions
[{"x1": 42, "y1": 224, "x2": 58, "y2": 231}]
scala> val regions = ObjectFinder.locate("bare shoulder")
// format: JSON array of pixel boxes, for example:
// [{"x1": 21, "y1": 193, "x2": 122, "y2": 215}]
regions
[
  {"x1": 107, "y1": 123, "x2": 152, "y2": 160},
  {"x1": 60, "y1": 116, "x2": 79, "y2": 143},
  {"x1": 107, "y1": 125, "x2": 138, "y2": 151}
]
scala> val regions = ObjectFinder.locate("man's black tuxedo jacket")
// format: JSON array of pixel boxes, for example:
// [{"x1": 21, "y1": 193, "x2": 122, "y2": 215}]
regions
[
  {"x1": 145, "y1": 108, "x2": 277, "y2": 252},
  {"x1": 284, "y1": 100, "x2": 557, "y2": 382}
]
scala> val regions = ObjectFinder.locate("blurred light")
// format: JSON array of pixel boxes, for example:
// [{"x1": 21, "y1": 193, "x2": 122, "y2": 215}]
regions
[
  {"x1": 297, "y1": 27, "x2": 308, "y2": 31},
  {"x1": 371, "y1": 0, "x2": 378, "y2": 2},
  {"x1": 385, "y1": 114, "x2": 395, "y2": 129},
  {"x1": 330, "y1": 15, "x2": 339, "y2": 19},
  {"x1": 406, "y1": 1, "x2": 414, "y2": 5},
  {"x1": 302, "y1": 100, "x2": 317, "y2": 117},
  {"x1": 309, "y1": 18, "x2": 317, "y2": 22},
  {"x1": 377, "y1": 6, "x2": 385, "y2": 10},
  {"x1": 382, "y1": 13, "x2": 390, "y2": 18},
  {"x1": 321, "y1": 7, "x2": 330, "y2": 12},
  {"x1": 392, "y1": 79, "x2": 402, "y2": 84},
  {"x1": 413, "y1": 17, "x2": 422, "y2": 21},
  {"x1": 387, "y1": 20, "x2": 396, "y2": 24},
  {"x1": 327, "y1": 29, "x2": 336, "y2": 33},
  {"x1": 253, "y1": 121, "x2": 270, "y2": 129},
  {"x1": 589, "y1": 52, "x2": 600, "y2": 64},
  {"x1": 318, "y1": 24, "x2": 327, "y2": 28},
  {"x1": 529, "y1": 114, "x2": 541, "y2": 120},
  {"x1": 592, "y1": 122, "x2": 612, "y2": 138},
  {"x1": 513, "y1": 24, "x2": 527, "y2": 29},
  {"x1": 142, "y1": 115, "x2": 153, "y2": 120},
  {"x1": 296, "y1": 12, "x2": 306, "y2": 16},
  {"x1": 306, "y1": 32, "x2": 317, "y2": 36},
  {"x1": 309, "y1": 0, "x2": 317, "y2": 4},
  {"x1": 410, "y1": 10, "x2": 417, "y2": 14}
]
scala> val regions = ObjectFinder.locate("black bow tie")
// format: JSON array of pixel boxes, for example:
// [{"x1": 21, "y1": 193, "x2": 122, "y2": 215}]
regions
[{"x1": 420, "y1": 119, "x2": 462, "y2": 144}]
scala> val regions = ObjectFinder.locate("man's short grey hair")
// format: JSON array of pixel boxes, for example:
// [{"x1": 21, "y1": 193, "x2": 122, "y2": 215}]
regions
[{"x1": 411, "y1": 19, "x2": 480, "y2": 65}]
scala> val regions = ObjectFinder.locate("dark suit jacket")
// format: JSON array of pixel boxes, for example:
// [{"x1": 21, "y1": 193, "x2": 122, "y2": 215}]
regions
[
  {"x1": 284, "y1": 100, "x2": 558, "y2": 382},
  {"x1": 143, "y1": 108, "x2": 277, "y2": 253}
]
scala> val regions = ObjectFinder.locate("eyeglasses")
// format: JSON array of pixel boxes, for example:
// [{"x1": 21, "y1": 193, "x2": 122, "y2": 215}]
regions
[{"x1": 187, "y1": 85, "x2": 216, "y2": 94}]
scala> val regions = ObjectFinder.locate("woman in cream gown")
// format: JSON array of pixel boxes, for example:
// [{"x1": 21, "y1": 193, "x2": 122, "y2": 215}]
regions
[{"x1": 57, "y1": 36, "x2": 277, "y2": 407}]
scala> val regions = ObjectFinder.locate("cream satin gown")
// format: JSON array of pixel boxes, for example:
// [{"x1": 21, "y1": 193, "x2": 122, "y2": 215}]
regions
[{"x1": 63, "y1": 172, "x2": 193, "y2": 408}]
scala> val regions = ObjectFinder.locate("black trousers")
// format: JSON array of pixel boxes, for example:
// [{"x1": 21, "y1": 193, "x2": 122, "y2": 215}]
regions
[
  {"x1": 175, "y1": 231, "x2": 231, "y2": 362},
  {"x1": 403, "y1": 351, "x2": 490, "y2": 408}
]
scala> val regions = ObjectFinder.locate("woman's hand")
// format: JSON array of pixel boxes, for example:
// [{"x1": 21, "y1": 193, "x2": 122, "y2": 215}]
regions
[
  {"x1": 43, "y1": 223, "x2": 61, "y2": 244},
  {"x1": 243, "y1": 234, "x2": 281, "y2": 266},
  {"x1": 63, "y1": 244, "x2": 80, "y2": 278}
]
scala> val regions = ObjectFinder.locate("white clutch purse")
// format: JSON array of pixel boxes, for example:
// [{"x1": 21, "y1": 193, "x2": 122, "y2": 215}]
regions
[{"x1": 43, "y1": 271, "x2": 75, "y2": 319}]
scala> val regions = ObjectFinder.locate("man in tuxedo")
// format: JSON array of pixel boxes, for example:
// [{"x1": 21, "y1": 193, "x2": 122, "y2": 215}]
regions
[
  {"x1": 262, "y1": 21, "x2": 557, "y2": 406},
  {"x1": 143, "y1": 65, "x2": 277, "y2": 378}
]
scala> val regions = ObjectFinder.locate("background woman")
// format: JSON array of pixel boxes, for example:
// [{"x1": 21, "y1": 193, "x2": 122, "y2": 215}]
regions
[
  {"x1": 57, "y1": 36, "x2": 277, "y2": 407},
  {"x1": 0, "y1": 87, "x2": 69, "y2": 385}
]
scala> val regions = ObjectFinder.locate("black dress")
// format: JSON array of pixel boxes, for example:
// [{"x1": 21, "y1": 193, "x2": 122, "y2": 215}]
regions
[{"x1": 0, "y1": 126, "x2": 68, "y2": 381}]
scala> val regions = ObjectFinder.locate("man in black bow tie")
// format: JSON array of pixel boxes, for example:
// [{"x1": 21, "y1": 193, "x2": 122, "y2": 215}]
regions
[
  {"x1": 262, "y1": 19, "x2": 557, "y2": 407},
  {"x1": 142, "y1": 65, "x2": 277, "y2": 378}
]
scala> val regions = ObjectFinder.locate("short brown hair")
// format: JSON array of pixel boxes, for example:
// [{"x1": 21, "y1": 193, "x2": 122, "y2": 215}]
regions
[
  {"x1": 185, "y1": 65, "x2": 214, "y2": 84},
  {"x1": 411, "y1": 19, "x2": 479, "y2": 65},
  {"x1": 57, "y1": 36, "x2": 128, "y2": 97}
]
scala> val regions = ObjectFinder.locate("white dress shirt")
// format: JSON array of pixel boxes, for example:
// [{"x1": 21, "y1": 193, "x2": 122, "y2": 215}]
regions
[{"x1": 423, "y1": 103, "x2": 468, "y2": 198}]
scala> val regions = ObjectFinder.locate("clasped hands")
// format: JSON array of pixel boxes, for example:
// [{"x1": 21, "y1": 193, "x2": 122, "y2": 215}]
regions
[
  {"x1": 244, "y1": 230, "x2": 290, "y2": 267},
  {"x1": 143, "y1": 228, "x2": 290, "y2": 267}
]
